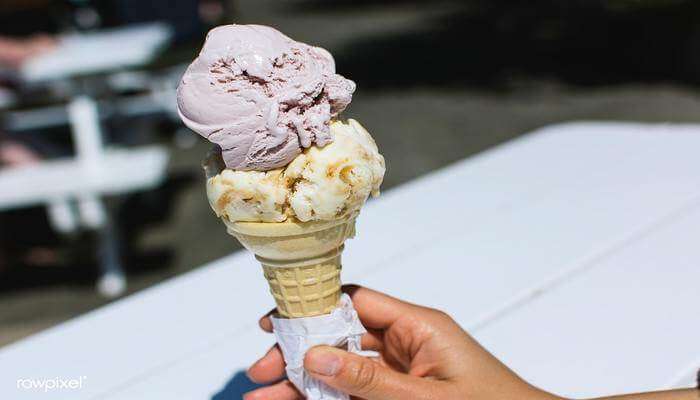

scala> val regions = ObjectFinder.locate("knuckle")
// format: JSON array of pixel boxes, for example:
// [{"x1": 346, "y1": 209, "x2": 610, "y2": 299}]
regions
[
  {"x1": 348, "y1": 359, "x2": 380, "y2": 395},
  {"x1": 428, "y1": 308, "x2": 454, "y2": 323}
]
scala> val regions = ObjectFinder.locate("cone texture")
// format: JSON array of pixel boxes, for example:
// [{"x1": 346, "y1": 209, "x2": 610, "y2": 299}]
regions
[
  {"x1": 224, "y1": 214, "x2": 356, "y2": 318},
  {"x1": 262, "y1": 252, "x2": 341, "y2": 317}
]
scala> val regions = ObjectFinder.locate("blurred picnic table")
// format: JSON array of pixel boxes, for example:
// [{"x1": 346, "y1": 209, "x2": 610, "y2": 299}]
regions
[{"x1": 0, "y1": 23, "x2": 174, "y2": 297}]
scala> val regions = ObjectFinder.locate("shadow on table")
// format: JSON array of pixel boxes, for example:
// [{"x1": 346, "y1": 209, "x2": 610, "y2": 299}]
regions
[{"x1": 211, "y1": 370, "x2": 264, "y2": 400}]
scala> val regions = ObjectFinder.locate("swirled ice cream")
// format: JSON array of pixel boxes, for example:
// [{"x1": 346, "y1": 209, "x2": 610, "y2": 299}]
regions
[
  {"x1": 206, "y1": 119, "x2": 384, "y2": 222},
  {"x1": 179, "y1": 24, "x2": 384, "y2": 223},
  {"x1": 177, "y1": 24, "x2": 356, "y2": 171}
]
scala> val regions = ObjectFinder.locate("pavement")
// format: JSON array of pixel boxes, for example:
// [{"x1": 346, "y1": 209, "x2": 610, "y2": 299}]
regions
[{"x1": 3, "y1": 0, "x2": 700, "y2": 347}]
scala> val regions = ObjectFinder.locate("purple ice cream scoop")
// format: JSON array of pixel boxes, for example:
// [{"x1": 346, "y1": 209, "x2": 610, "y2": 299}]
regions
[{"x1": 177, "y1": 24, "x2": 356, "y2": 171}]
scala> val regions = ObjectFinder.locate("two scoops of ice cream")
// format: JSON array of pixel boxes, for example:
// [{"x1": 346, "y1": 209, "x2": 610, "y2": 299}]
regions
[
  {"x1": 178, "y1": 23, "x2": 384, "y2": 400},
  {"x1": 177, "y1": 24, "x2": 384, "y2": 224}
]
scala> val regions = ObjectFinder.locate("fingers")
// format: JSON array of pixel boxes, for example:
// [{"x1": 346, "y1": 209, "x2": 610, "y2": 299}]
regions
[
  {"x1": 360, "y1": 328, "x2": 384, "y2": 351},
  {"x1": 304, "y1": 346, "x2": 446, "y2": 400},
  {"x1": 247, "y1": 344, "x2": 286, "y2": 384},
  {"x1": 258, "y1": 310, "x2": 275, "y2": 333},
  {"x1": 342, "y1": 285, "x2": 417, "y2": 330},
  {"x1": 243, "y1": 380, "x2": 301, "y2": 400}
]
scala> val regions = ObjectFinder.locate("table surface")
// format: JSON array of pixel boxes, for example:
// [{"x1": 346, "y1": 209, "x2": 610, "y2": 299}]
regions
[
  {"x1": 18, "y1": 23, "x2": 172, "y2": 83},
  {"x1": 1, "y1": 122, "x2": 699, "y2": 399}
]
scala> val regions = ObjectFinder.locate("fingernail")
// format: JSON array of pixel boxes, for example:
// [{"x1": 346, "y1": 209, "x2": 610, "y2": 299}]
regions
[{"x1": 306, "y1": 347, "x2": 342, "y2": 376}]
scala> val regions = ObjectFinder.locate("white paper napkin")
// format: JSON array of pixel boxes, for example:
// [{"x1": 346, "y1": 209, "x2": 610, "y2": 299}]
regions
[{"x1": 270, "y1": 294, "x2": 366, "y2": 400}]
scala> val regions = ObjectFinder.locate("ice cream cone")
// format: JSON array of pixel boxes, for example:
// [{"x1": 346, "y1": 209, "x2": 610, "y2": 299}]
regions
[
  {"x1": 222, "y1": 214, "x2": 357, "y2": 318},
  {"x1": 184, "y1": 25, "x2": 384, "y2": 399}
]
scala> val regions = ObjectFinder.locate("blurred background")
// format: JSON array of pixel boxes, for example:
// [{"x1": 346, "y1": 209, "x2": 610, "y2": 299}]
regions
[{"x1": 2, "y1": 0, "x2": 700, "y2": 347}]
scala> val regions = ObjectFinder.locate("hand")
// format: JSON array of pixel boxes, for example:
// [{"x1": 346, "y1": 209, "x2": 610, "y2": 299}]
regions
[
  {"x1": 0, "y1": 141, "x2": 40, "y2": 167},
  {"x1": 0, "y1": 34, "x2": 56, "y2": 68},
  {"x1": 245, "y1": 285, "x2": 560, "y2": 400},
  {"x1": 24, "y1": 34, "x2": 56, "y2": 56}
]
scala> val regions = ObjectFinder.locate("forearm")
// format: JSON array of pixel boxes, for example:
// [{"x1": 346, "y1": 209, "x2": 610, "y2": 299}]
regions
[{"x1": 591, "y1": 389, "x2": 699, "y2": 400}]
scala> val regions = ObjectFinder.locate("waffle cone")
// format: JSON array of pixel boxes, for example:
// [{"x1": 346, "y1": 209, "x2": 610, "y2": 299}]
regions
[{"x1": 223, "y1": 213, "x2": 357, "y2": 318}]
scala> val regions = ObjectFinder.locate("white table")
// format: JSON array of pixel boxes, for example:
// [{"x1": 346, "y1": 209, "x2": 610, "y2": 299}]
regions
[{"x1": 1, "y1": 122, "x2": 699, "y2": 399}]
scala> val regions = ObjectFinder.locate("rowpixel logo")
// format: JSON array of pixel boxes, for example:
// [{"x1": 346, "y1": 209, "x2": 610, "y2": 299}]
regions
[{"x1": 16, "y1": 376, "x2": 87, "y2": 392}]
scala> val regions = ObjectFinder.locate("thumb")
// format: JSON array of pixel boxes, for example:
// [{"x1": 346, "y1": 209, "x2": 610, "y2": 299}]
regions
[{"x1": 304, "y1": 346, "x2": 441, "y2": 400}]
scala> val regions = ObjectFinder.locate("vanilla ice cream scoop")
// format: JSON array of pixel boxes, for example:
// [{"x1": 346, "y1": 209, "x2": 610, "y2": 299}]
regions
[
  {"x1": 178, "y1": 24, "x2": 356, "y2": 171},
  {"x1": 206, "y1": 119, "x2": 385, "y2": 223}
]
